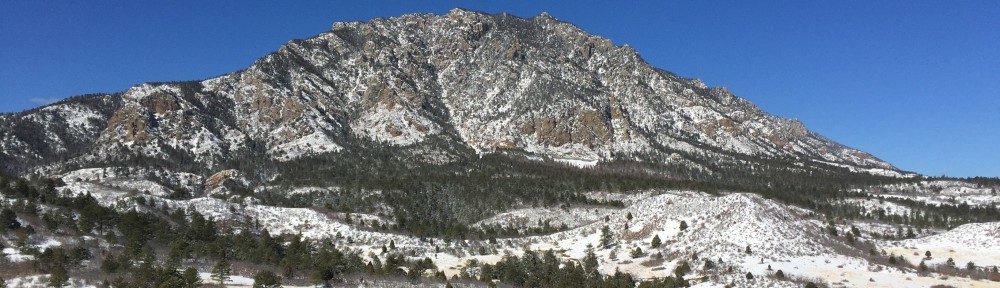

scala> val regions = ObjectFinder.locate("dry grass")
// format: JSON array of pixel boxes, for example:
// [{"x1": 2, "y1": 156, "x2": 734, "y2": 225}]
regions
[{"x1": 0, "y1": 260, "x2": 41, "y2": 279}]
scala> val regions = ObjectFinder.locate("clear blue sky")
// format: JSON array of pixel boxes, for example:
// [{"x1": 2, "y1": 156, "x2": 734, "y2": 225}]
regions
[{"x1": 2, "y1": 1, "x2": 998, "y2": 177}]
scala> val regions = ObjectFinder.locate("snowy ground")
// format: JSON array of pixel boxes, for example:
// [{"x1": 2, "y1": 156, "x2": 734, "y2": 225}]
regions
[
  {"x1": 474, "y1": 205, "x2": 618, "y2": 230},
  {"x1": 46, "y1": 175, "x2": 1000, "y2": 287},
  {"x1": 868, "y1": 180, "x2": 1000, "y2": 207},
  {"x1": 882, "y1": 222, "x2": 1000, "y2": 270},
  {"x1": 841, "y1": 198, "x2": 912, "y2": 217}
]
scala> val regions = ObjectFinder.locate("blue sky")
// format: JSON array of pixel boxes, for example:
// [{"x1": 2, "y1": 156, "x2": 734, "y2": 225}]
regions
[{"x1": 1, "y1": 1, "x2": 998, "y2": 177}]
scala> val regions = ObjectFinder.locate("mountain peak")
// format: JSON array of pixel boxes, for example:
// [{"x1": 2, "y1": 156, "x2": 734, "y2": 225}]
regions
[{"x1": 0, "y1": 9, "x2": 902, "y2": 178}]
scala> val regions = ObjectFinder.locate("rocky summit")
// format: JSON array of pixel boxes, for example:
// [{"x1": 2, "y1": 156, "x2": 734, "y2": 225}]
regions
[{"x1": 1, "y1": 8, "x2": 895, "y2": 179}]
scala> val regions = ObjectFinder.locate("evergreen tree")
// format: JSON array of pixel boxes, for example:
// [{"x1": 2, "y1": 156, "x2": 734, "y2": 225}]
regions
[
  {"x1": 211, "y1": 258, "x2": 233, "y2": 285},
  {"x1": 966, "y1": 261, "x2": 976, "y2": 271},
  {"x1": 650, "y1": 234, "x2": 661, "y2": 248},
  {"x1": 745, "y1": 272, "x2": 754, "y2": 280},
  {"x1": 626, "y1": 212, "x2": 633, "y2": 221},
  {"x1": 945, "y1": 257, "x2": 955, "y2": 268},
  {"x1": 918, "y1": 260, "x2": 928, "y2": 272},
  {"x1": 630, "y1": 247, "x2": 643, "y2": 258},
  {"x1": 480, "y1": 264, "x2": 494, "y2": 281},
  {"x1": 0, "y1": 208, "x2": 19, "y2": 230},
  {"x1": 100, "y1": 253, "x2": 120, "y2": 273},
  {"x1": 702, "y1": 259, "x2": 715, "y2": 270},
  {"x1": 674, "y1": 262, "x2": 691, "y2": 276},
  {"x1": 774, "y1": 269, "x2": 784, "y2": 278},
  {"x1": 887, "y1": 254, "x2": 897, "y2": 265},
  {"x1": 583, "y1": 249, "x2": 599, "y2": 272},
  {"x1": 679, "y1": 220, "x2": 688, "y2": 231},
  {"x1": 183, "y1": 267, "x2": 200, "y2": 288},
  {"x1": 599, "y1": 226, "x2": 613, "y2": 247},
  {"x1": 744, "y1": 245, "x2": 752, "y2": 254},
  {"x1": 49, "y1": 264, "x2": 69, "y2": 287},
  {"x1": 252, "y1": 270, "x2": 281, "y2": 288},
  {"x1": 924, "y1": 250, "x2": 932, "y2": 258}
]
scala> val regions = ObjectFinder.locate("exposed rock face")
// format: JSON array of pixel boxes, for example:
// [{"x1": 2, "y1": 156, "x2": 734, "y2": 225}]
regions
[{"x1": 0, "y1": 8, "x2": 896, "y2": 176}]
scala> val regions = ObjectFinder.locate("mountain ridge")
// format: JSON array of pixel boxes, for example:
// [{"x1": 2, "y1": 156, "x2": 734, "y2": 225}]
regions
[{"x1": 0, "y1": 8, "x2": 901, "y2": 179}]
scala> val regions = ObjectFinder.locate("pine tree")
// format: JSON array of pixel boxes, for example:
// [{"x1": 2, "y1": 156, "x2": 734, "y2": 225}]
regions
[
  {"x1": 966, "y1": 261, "x2": 976, "y2": 271},
  {"x1": 252, "y1": 270, "x2": 281, "y2": 288},
  {"x1": 679, "y1": 220, "x2": 688, "y2": 231},
  {"x1": 703, "y1": 259, "x2": 715, "y2": 270},
  {"x1": 49, "y1": 264, "x2": 69, "y2": 287},
  {"x1": 183, "y1": 267, "x2": 200, "y2": 288},
  {"x1": 0, "y1": 208, "x2": 19, "y2": 230},
  {"x1": 924, "y1": 250, "x2": 932, "y2": 258},
  {"x1": 630, "y1": 247, "x2": 643, "y2": 258},
  {"x1": 389, "y1": 240, "x2": 396, "y2": 250},
  {"x1": 745, "y1": 272, "x2": 754, "y2": 280},
  {"x1": 826, "y1": 221, "x2": 838, "y2": 236},
  {"x1": 918, "y1": 260, "x2": 928, "y2": 272},
  {"x1": 774, "y1": 269, "x2": 784, "y2": 278},
  {"x1": 626, "y1": 212, "x2": 633, "y2": 221},
  {"x1": 600, "y1": 225, "x2": 613, "y2": 248},
  {"x1": 650, "y1": 235, "x2": 661, "y2": 248},
  {"x1": 212, "y1": 258, "x2": 233, "y2": 285},
  {"x1": 583, "y1": 249, "x2": 599, "y2": 272},
  {"x1": 888, "y1": 254, "x2": 897, "y2": 265},
  {"x1": 945, "y1": 258, "x2": 955, "y2": 268},
  {"x1": 744, "y1": 245, "x2": 752, "y2": 254}
]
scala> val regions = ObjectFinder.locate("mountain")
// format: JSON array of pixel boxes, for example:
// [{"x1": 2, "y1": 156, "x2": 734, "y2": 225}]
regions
[
  {"x1": 0, "y1": 8, "x2": 898, "y2": 180},
  {"x1": 3, "y1": 9, "x2": 999, "y2": 288}
]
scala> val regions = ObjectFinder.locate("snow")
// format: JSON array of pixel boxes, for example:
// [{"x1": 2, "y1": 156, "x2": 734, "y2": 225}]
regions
[
  {"x1": 351, "y1": 105, "x2": 441, "y2": 146},
  {"x1": 3, "y1": 247, "x2": 34, "y2": 262},
  {"x1": 842, "y1": 198, "x2": 912, "y2": 217},
  {"x1": 198, "y1": 273, "x2": 255, "y2": 286},
  {"x1": 866, "y1": 180, "x2": 1000, "y2": 208},
  {"x1": 552, "y1": 157, "x2": 599, "y2": 168},
  {"x1": 474, "y1": 205, "x2": 617, "y2": 230},
  {"x1": 882, "y1": 222, "x2": 1000, "y2": 270},
  {"x1": 268, "y1": 131, "x2": 343, "y2": 161},
  {"x1": 26, "y1": 174, "x2": 1000, "y2": 287}
]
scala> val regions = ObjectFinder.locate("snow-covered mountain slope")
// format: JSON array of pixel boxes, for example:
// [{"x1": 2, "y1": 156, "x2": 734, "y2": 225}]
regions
[
  {"x1": 0, "y1": 8, "x2": 898, "y2": 179},
  {"x1": 866, "y1": 180, "x2": 1000, "y2": 207}
]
